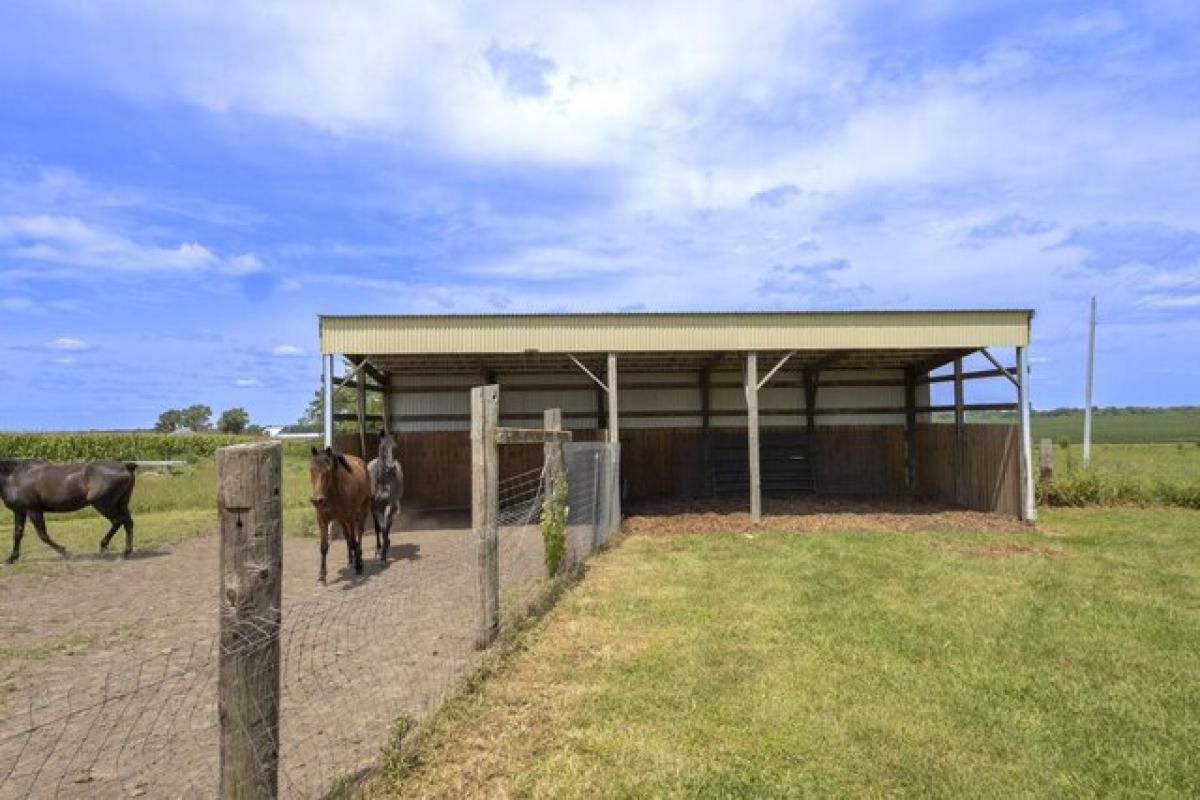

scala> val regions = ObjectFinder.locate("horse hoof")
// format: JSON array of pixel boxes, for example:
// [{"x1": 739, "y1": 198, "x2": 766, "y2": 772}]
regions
[{"x1": 318, "y1": 576, "x2": 326, "y2": 585}]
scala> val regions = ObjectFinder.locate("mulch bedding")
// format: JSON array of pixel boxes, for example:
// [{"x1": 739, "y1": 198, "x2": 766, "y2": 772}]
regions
[{"x1": 622, "y1": 497, "x2": 1028, "y2": 536}]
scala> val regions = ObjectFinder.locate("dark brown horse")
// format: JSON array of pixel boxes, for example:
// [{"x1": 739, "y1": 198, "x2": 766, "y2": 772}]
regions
[
  {"x1": 309, "y1": 447, "x2": 371, "y2": 583},
  {"x1": 0, "y1": 459, "x2": 137, "y2": 563}
]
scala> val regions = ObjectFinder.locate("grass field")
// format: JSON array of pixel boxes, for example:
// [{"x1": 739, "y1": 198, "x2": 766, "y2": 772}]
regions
[
  {"x1": 1031, "y1": 409, "x2": 1199, "y2": 444},
  {"x1": 374, "y1": 508, "x2": 1200, "y2": 798},
  {"x1": 1052, "y1": 442, "x2": 1200, "y2": 484}
]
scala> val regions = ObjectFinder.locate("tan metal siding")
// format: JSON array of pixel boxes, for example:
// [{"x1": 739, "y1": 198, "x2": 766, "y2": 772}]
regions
[
  {"x1": 388, "y1": 368, "x2": 924, "y2": 431},
  {"x1": 322, "y1": 311, "x2": 1031, "y2": 354}
]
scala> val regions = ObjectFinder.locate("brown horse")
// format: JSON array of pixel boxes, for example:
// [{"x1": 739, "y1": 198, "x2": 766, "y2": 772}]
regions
[
  {"x1": 309, "y1": 447, "x2": 371, "y2": 583},
  {"x1": 1, "y1": 459, "x2": 136, "y2": 563}
]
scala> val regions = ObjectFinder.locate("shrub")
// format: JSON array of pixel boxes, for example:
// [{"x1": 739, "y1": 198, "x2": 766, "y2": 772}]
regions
[{"x1": 1038, "y1": 468, "x2": 1199, "y2": 509}]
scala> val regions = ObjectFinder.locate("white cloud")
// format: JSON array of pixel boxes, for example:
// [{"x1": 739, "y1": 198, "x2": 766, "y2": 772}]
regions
[
  {"x1": 48, "y1": 337, "x2": 91, "y2": 351},
  {"x1": 0, "y1": 214, "x2": 262, "y2": 274},
  {"x1": 1, "y1": 297, "x2": 40, "y2": 312},
  {"x1": 235, "y1": 377, "x2": 263, "y2": 387},
  {"x1": 271, "y1": 344, "x2": 306, "y2": 357}
]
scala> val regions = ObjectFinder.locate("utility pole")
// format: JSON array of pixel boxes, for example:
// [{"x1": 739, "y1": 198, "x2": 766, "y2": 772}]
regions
[{"x1": 1083, "y1": 296, "x2": 1096, "y2": 468}]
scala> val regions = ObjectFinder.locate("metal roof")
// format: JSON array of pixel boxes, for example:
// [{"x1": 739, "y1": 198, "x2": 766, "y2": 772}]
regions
[{"x1": 320, "y1": 309, "x2": 1032, "y2": 358}]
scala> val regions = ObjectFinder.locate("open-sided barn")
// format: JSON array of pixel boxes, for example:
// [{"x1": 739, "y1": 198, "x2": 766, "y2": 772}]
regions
[{"x1": 319, "y1": 310, "x2": 1035, "y2": 522}]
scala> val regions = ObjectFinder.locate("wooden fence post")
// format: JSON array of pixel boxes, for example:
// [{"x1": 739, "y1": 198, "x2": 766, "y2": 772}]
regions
[
  {"x1": 1039, "y1": 438, "x2": 1053, "y2": 482},
  {"x1": 471, "y1": 385, "x2": 500, "y2": 648},
  {"x1": 218, "y1": 442, "x2": 282, "y2": 800}
]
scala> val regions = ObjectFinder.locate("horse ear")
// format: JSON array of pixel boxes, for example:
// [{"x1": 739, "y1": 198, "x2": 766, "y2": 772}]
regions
[
  {"x1": 310, "y1": 446, "x2": 319, "y2": 457},
  {"x1": 325, "y1": 446, "x2": 334, "y2": 456}
]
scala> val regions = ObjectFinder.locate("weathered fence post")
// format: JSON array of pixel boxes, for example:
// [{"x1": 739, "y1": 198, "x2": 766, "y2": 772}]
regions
[
  {"x1": 543, "y1": 408, "x2": 564, "y2": 488},
  {"x1": 217, "y1": 442, "x2": 282, "y2": 800},
  {"x1": 1039, "y1": 438, "x2": 1053, "y2": 482},
  {"x1": 590, "y1": 451, "x2": 602, "y2": 551},
  {"x1": 472, "y1": 385, "x2": 500, "y2": 648}
]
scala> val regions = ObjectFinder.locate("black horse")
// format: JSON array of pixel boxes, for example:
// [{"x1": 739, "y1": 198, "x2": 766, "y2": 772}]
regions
[{"x1": 0, "y1": 459, "x2": 137, "y2": 563}]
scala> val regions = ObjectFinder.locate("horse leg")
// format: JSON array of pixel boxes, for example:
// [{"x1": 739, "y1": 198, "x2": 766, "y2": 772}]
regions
[
  {"x1": 7, "y1": 510, "x2": 26, "y2": 564},
  {"x1": 318, "y1": 516, "x2": 330, "y2": 584},
  {"x1": 381, "y1": 504, "x2": 395, "y2": 562},
  {"x1": 353, "y1": 518, "x2": 364, "y2": 575},
  {"x1": 121, "y1": 514, "x2": 135, "y2": 558},
  {"x1": 99, "y1": 519, "x2": 122, "y2": 553},
  {"x1": 371, "y1": 508, "x2": 383, "y2": 560},
  {"x1": 29, "y1": 510, "x2": 68, "y2": 559}
]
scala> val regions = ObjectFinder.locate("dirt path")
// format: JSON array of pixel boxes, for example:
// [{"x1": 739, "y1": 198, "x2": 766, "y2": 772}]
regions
[{"x1": 0, "y1": 520, "x2": 564, "y2": 798}]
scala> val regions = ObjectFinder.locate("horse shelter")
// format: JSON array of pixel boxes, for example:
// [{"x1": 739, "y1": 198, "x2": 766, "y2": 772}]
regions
[{"x1": 318, "y1": 310, "x2": 1037, "y2": 525}]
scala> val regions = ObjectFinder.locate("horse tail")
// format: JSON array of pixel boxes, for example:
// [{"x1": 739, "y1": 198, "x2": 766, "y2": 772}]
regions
[{"x1": 123, "y1": 462, "x2": 139, "y2": 473}]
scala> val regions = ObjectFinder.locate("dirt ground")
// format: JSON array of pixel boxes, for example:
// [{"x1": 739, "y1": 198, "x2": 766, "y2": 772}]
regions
[
  {"x1": 0, "y1": 517, "x2": 571, "y2": 799},
  {"x1": 623, "y1": 496, "x2": 1028, "y2": 536}
]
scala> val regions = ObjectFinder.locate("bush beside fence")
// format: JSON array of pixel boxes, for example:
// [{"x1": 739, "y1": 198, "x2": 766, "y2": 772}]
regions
[{"x1": 1038, "y1": 470, "x2": 1200, "y2": 509}]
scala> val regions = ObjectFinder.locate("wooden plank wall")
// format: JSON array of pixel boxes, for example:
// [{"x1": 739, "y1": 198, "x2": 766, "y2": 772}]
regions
[
  {"x1": 342, "y1": 426, "x2": 913, "y2": 509},
  {"x1": 915, "y1": 423, "x2": 1020, "y2": 517},
  {"x1": 811, "y1": 426, "x2": 905, "y2": 496}
]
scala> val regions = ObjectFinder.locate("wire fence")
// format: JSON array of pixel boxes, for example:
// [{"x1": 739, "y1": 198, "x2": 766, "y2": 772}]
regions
[{"x1": 0, "y1": 440, "x2": 618, "y2": 798}]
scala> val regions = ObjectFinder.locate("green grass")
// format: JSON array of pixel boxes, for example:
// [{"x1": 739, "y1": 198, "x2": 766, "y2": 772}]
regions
[
  {"x1": 0, "y1": 454, "x2": 318, "y2": 569},
  {"x1": 376, "y1": 509, "x2": 1200, "y2": 798},
  {"x1": 1051, "y1": 442, "x2": 1200, "y2": 484},
  {"x1": 1031, "y1": 409, "x2": 1200, "y2": 444}
]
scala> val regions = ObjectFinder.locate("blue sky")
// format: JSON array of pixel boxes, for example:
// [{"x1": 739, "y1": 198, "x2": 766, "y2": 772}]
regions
[{"x1": 1, "y1": 0, "x2": 1198, "y2": 430}]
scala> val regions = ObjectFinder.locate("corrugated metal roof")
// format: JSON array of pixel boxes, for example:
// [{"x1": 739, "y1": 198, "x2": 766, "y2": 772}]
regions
[{"x1": 320, "y1": 309, "x2": 1032, "y2": 355}]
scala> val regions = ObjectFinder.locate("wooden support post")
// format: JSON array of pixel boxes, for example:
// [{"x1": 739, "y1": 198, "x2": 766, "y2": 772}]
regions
[
  {"x1": 356, "y1": 367, "x2": 368, "y2": 458},
  {"x1": 218, "y1": 442, "x2": 282, "y2": 800},
  {"x1": 1017, "y1": 347, "x2": 1037, "y2": 523},
  {"x1": 381, "y1": 372, "x2": 393, "y2": 436},
  {"x1": 746, "y1": 352, "x2": 761, "y2": 523},
  {"x1": 471, "y1": 385, "x2": 500, "y2": 647},
  {"x1": 803, "y1": 368, "x2": 819, "y2": 495},
  {"x1": 1039, "y1": 438, "x2": 1053, "y2": 482},
  {"x1": 802, "y1": 369, "x2": 818, "y2": 434},
  {"x1": 322, "y1": 354, "x2": 335, "y2": 449},
  {"x1": 606, "y1": 353, "x2": 621, "y2": 535},
  {"x1": 700, "y1": 367, "x2": 712, "y2": 497},
  {"x1": 904, "y1": 366, "x2": 917, "y2": 494},
  {"x1": 606, "y1": 353, "x2": 619, "y2": 444},
  {"x1": 954, "y1": 358, "x2": 965, "y2": 506}
]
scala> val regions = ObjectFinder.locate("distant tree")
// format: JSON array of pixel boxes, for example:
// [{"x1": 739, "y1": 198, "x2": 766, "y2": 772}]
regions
[
  {"x1": 180, "y1": 404, "x2": 213, "y2": 432},
  {"x1": 217, "y1": 407, "x2": 251, "y2": 434},
  {"x1": 154, "y1": 408, "x2": 183, "y2": 433},
  {"x1": 296, "y1": 381, "x2": 384, "y2": 433}
]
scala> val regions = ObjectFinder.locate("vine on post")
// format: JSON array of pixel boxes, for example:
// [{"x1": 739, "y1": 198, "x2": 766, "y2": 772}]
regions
[{"x1": 540, "y1": 473, "x2": 569, "y2": 575}]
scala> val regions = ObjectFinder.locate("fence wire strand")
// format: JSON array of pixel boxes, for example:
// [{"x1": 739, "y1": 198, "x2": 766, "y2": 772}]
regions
[{"x1": 0, "y1": 441, "x2": 615, "y2": 798}]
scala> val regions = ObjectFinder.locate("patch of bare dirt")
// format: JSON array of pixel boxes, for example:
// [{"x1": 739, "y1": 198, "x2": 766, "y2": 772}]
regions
[
  {"x1": 937, "y1": 542, "x2": 1065, "y2": 560},
  {"x1": 622, "y1": 497, "x2": 1027, "y2": 536}
]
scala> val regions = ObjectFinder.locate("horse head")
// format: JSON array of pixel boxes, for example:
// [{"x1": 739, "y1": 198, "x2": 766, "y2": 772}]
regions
[
  {"x1": 309, "y1": 446, "x2": 350, "y2": 509},
  {"x1": 377, "y1": 433, "x2": 399, "y2": 466}
]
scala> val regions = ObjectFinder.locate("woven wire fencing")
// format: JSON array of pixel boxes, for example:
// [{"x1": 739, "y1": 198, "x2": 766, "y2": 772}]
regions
[{"x1": 0, "y1": 441, "x2": 618, "y2": 799}]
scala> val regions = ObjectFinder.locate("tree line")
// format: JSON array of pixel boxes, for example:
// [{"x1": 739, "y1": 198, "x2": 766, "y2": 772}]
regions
[{"x1": 154, "y1": 405, "x2": 255, "y2": 434}]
